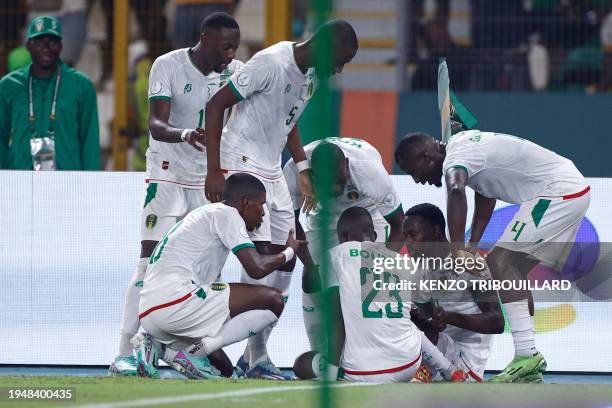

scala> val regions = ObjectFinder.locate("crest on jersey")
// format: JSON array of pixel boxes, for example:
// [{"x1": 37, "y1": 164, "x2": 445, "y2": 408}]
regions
[
  {"x1": 383, "y1": 193, "x2": 396, "y2": 208},
  {"x1": 145, "y1": 214, "x2": 157, "y2": 230},
  {"x1": 211, "y1": 282, "x2": 227, "y2": 291},
  {"x1": 347, "y1": 191, "x2": 359, "y2": 200},
  {"x1": 150, "y1": 81, "x2": 162, "y2": 95},
  {"x1": 237, "y1": 72, "x2": 250, "y2": 87},
  {"x1": 184, "y1": 83, "x2": 192, "y2": 93}
]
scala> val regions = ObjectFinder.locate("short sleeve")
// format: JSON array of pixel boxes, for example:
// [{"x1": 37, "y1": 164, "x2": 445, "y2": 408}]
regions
[
  {"x1": 148, "y1": 56, "x2": 173, "y2": 101},
  {"x1": 324, "y1": 247, "x2": 342, "y2": 289},
  {"x1": 227, "y1": 52, "x2": 277, "y2": 101},
  {"x1": 442, "y1": 133, "x2": 487, "y2": 178},
  {"x1": 283, "y1": 159, "x2": 302, "y2": 211},
  {"x1": 215, "y1": 207, "x2": 256, "y2": 254}
]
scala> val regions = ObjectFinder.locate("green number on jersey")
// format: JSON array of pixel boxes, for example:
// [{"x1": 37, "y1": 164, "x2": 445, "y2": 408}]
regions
[
  {"x1": 360, "y1": 267, "x2": 404, "y2": 318},
  {"x1": 149, "y1": 220, "x2": 183, "y2": 264},
  {"x1": 511, "y1": 221, "x2": 527, "y2": 241},
  {"x1": 197, "y1": 109, "x2": 204, "y2": 128}
]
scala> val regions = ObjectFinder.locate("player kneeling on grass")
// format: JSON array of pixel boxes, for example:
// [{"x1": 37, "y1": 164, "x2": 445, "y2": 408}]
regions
[
  {"x1": 135, "y1": 173, "x2": 305, "y2": 379},
  {"x1": 395, "y1": 130, "x2": 590, "y2": 382},
  {"x1": 404, "y1": 203, "x2": 504, "y2": 382},
  {"x1": 294, "y1": 207, "x2": 421, "y2": 383}
]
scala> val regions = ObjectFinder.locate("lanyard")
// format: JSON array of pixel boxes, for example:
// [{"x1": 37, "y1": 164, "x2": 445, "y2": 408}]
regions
[{"x1": 28, "y1": 65, "x2": 61, "y2": 138}]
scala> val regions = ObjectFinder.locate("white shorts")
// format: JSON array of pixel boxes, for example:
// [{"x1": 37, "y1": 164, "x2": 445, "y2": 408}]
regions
[
  {"x1": 495, "y1": 187, "x2": 590, "y2": 271},
  {"x1": 435, "y1": 332, "x2": 484, "y2": 382},
  {"x1": 140, "y1": 181, "x2": 209, "y2": 242},
  {"x1": 304, "y1": 213, "x2": 388, "y2": 265},
  {"x1": 342, "y1": 354, "x2": 421, "y2": 383},
  {"x1": 224, "y1": 170, "x2": 294, "y2": 245},
  {"x1": 139, "y1": 281, "x2": 230, "y2": 349}
]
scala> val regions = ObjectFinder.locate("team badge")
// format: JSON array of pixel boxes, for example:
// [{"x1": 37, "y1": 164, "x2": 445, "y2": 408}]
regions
[
  {"x1": 211, "y1": 282, "x2": 227, "y2": 291},
  {"x1": 347, "y1": 191, "x2": 359, "y2": 200},
  {"x1": 184, "y1": 83, "x2": 192, "y2": 93},
  {"x1": 150, "y1": 81, "x2": 162, "y2": 95},
  {"x1": 383, "y1": 193, "x2": 396, "y2": 208},
  {"x1": 145, "y1": 214, "x2": 157, "y2": 230},
  {"x1": 237, "y1": 72, "x2": 250, "y2": 87},
  {"x1": 35, "y1": 19, "x2": 44, "y2": 32}
]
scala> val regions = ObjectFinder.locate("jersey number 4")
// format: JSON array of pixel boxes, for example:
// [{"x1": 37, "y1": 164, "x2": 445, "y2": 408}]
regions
[{"x1": 360, "y1": 267, "x2": 404, "y2": 318}]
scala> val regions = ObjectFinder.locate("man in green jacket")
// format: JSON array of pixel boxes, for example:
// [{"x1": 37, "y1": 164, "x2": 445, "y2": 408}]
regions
[{"x1": 0, "y1": 16, "x2": 101, "y2": 170}]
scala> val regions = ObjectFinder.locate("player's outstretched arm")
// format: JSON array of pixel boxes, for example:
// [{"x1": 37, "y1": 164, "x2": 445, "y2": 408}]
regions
[
  {"x1": 234, "y1": 229, "x2": 306, "y2": 279},
  {"x1": 149, "y1": 99, "x2": 205, "y2": 150},
  {"x1": 445, "y1": 167, "x2": 469, "y2": 251},
  {"x1": 294, "y1": 211, "x2": 321, "y2": 293},
  {"x1": 469, "y1": 192, "x2": 497, "y2": 245},
  {"x1": 287, "y1": 127, "x2": 316, "y2": 213},
  {"x1": 444, "y1": 294, "x2": 505, "y2": 334},
  {"x1": 205, "y1": 85, "x2": 241, "y2": 202}
]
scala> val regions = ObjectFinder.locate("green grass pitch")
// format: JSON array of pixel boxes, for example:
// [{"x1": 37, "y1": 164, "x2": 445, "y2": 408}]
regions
[{"x1": 1, "y1": 376, "x2": 611, "y2": 408}]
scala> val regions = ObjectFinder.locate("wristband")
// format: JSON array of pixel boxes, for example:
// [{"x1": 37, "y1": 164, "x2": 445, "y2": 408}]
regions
[
  {"x1": 296, "y1": 160, "x2": 310, "y2": 173},
  {"x1": 281, "y1": 247, "x2": 295, "y2": 262},
  {"x1": 180, "y1": 128, "x2": 192, "y2": 142}
]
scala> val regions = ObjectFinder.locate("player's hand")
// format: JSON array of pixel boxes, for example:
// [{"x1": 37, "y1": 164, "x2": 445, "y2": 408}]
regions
[
  {"x1": 184, "y1": 128, "x2": 206, "y2": 152},
  {"x1": 298, "y1": 170, "x2": 317, "y2": 214},
  {"x1": 430, "y1": 306, "x2": 447, "y2": 332},
  {"x1": 452, "y1": 246, "x2": 487, "y2": 277},
  {"x1": 286, "y1": 228, "x2": 307, "y2": 253},
  {"x1": 205, "y1": 169, "x2": 225, "y2": 203}
]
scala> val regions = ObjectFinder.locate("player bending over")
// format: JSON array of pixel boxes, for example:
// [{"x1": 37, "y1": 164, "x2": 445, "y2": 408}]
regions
[
  {"x1": 110, "y1": 12, "x2": 242, "y2": 376},
  {"x1": 283, "y1": 138, "x2": 405, "y2": 351},
  {"x1": 395, "y1": 130, "x2": 590, "y2": 382},
  {"x1": 294, "y1": 207, "x2": 421, "y2": 383},
  {"x1": 135, "y1": 173, "x2": 304, "y2": 379},
  {"x1": 404, "y1": 203, "x2": 504, "y2": 382},
  {"x1": 204, "y1": 20, "x2": 358, "y2": 379}
]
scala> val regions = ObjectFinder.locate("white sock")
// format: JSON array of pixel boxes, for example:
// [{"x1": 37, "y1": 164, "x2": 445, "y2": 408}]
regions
[
  {"x1": 118, "y1": 258, "x2": 148, "y2": 356},
  {"x1": 303, "y1": 291, "x2": 323, "y2": 351},
  {"x1": 187, "y1": 310, "x2": 278, "y2": 357},
  {"x1": 420, "y1": 332, "x2": 452, "y2": 374},
  {"x1": 246, "y1": 269, "x2": 291, "y2": 366},
  {"x1": 505, "y1": 299, "x2": 538, "y2": 357}
]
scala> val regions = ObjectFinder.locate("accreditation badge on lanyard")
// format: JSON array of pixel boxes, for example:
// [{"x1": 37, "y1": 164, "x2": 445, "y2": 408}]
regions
[{"x1": 28, "y1": 66, "x2": 61, "y2": 171}]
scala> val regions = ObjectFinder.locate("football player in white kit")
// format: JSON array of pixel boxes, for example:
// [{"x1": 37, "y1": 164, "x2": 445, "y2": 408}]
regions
[
  {"x1": 109, "y1": 13, "x2": 243, "y2": 376},
  {"x1": 283, "y1": 138, "x2": 405, "y2": 351},
  {"x1": 403, "y1": 203, "x2": 504, "y2": 382},
  {"x1": 135, "y1": 173, "x2": 305, "y2": 379},
  {"x1": 395, "y1": 130, "x2": 590, "y2": 382},
  {"x1": 204, "y1": 20, "x2": 358, "y2": 378},
  {"x1": 293, "y1": 207, "x2": 421, "y2": 383}
]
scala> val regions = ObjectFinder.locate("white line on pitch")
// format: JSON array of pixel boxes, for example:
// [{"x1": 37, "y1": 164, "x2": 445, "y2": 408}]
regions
[{"x1": 64, "y1": 382, "x2": 377, "y2": 408}]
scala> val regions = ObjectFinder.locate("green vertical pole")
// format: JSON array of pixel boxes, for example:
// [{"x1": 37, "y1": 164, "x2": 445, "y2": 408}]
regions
[{"x1": 309, "y1": 1, "x2": 333, "y2": 408}]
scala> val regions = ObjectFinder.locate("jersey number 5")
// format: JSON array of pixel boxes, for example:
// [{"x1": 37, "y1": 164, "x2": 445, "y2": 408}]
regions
[{"x1": 285, "y1": 106, "x2": 298, "y2": 126}]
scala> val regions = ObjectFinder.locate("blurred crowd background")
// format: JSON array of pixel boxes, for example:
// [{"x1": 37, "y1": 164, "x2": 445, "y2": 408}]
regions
[{"x1": 1, "y1": 0, "x2": 611, "y2": 170}]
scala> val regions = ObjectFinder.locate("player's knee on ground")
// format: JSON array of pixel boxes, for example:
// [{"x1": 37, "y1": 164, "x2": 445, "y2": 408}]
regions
[{"x1": 293, "y1": 351, "x2": 318, "y2": 380}]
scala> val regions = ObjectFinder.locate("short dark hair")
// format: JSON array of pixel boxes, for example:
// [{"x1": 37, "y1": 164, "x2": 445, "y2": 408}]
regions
[
  {"x1": 313, "y1": 19, "x2": 358, "y2": 51},
  {"x1": 310, "y1": 142, "x2": 345, "y2": 180},
  {"x1": 405, "y1": 203, "x2": 446, "y2": 231},
  {"x1": 201, "y1": 12, "x2": 239, "y2": 34},
  {"x1": 337, "y1": 206, "x2": 372, "y2": 235},
  {"x1": 222, "y1": 173, "x2": 265, "y2": 201},
  {"x1": 394, "y1": 132, "x2": 432, "y2": 163}
]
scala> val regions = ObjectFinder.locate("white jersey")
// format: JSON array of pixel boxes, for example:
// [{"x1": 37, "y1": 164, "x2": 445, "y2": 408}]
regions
[
  {"x1": 284, "y1": 137, "x2": 402, "y2": 232},
  {"x1": 443, "y1": 130, "x2": 586, "y2": 203},
  {"x1": 221, "y1": 41, "x2": 317, "y2": 179},
  {"x1": 147, "y1": 48, "x2": 243, "y2": 187},
  {"x1": 140, "y1": 203, "x2": 255, "y2": 307},
  {"x1": 428, "y1": 255, "x2": 494, "y2": 373},
  {"x1": 326, "y1": 242, "x2": 421, "y2": 373}
]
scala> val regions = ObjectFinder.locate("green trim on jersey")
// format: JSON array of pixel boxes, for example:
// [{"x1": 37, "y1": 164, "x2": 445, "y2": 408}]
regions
[
  {"x1": 448, "y1": 165, "x2": 469, "y2": 175},
  {"x1": 531, "y1": 199, "x2": 551, "y2": 228},
  {"x1": 149, "y1": 95, "x2": 171, "y2": 102},
  {"x1": 144, "y1": 183, "x2": 158, "y2": 208},
  {"x1": 231, "y1": 242, "x2": 255, "y2": 254},
  {"x1": 228, "y1": 79, "x2": 244, "y2": 101},
  {"x1": 383, "y1": 204, "x2": 403, "y2": 222}
]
